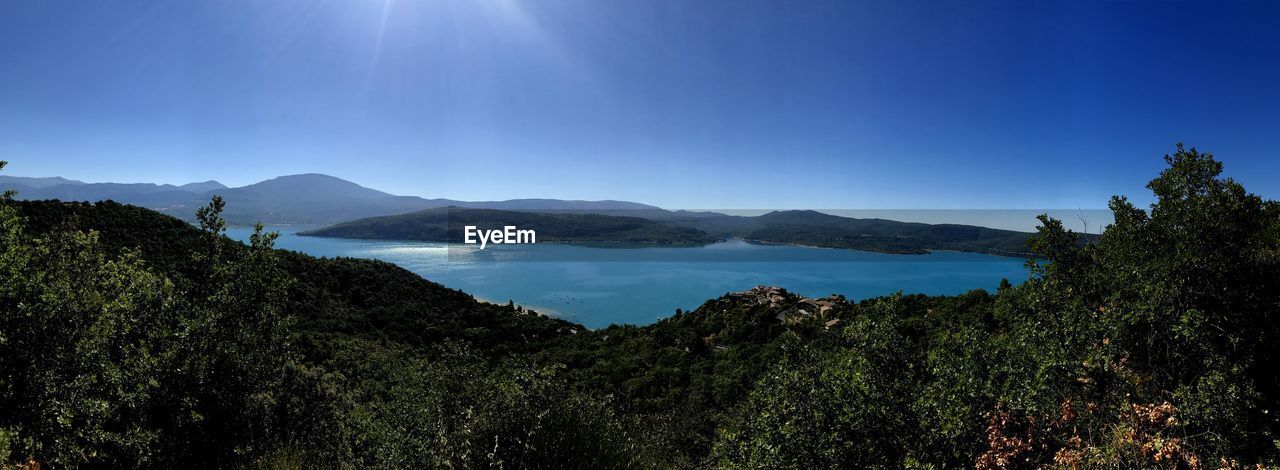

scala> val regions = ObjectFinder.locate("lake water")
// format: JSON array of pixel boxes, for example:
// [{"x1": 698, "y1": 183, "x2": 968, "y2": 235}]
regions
[{"x1": 227, "y1": 226, "x2": 1029, "y2": 328}]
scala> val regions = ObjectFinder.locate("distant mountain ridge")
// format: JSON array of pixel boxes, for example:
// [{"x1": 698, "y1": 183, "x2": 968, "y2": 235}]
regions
[
  {"x1": 178, "y1": 180, "x2": 228, "y2": 192},
  {"x1": 0, "y1": 173, "x2": 665, "y2": 225},
  {"x1": 0, "y1": 175, "x2": 87, "y2": 188},
  {"x1": 1, "y1": 176, "x2": 224, "y2": 197}
]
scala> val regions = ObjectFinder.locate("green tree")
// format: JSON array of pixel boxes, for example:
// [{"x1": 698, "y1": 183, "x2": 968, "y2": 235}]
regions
[
  {"x1": 0, "y1": 161, "x2": 178, "y2": 466},
  {"x1": 333, "y1": 340, "x2": 658, "y2": 469},
  {"x1": 713, "y1": 299, "x2": 919, "y2": 469},
  {"x1": 965, "y1": 144, "x2": 1280, "y2": 465},
  {"x1": 0, "y1": 180, "x2": 349, "y2": 467}
]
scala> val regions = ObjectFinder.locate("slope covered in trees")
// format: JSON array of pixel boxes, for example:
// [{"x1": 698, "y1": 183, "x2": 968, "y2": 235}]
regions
[
  {"x1": 308, "y1": 206, "x2": 1041, "y2": 256},
  {"x1": 12, "y1": 199, "x2": 581, "y2": 360},
  {"x1": 2, "y1": 144, "x2": 1279, "y2": 468},
  {"x1": 2, "y1": 180, "x2": 613, "y2": 467},
  {"x1": 299, "y1": 206, "x2": 719, "y2": 246},
  {"x1": 738, "y1": 209, "x2": 1033, "y2": 255}
]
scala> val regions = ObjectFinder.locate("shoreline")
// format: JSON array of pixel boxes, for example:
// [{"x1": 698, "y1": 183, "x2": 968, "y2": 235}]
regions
[{"x1": 474, "y1": 296, "x2": 575, "y2": 323}]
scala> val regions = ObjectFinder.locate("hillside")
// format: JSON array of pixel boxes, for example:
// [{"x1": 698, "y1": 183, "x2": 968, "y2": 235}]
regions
[
  {"x1": 301, "y1": 205, "x2": 1038, "y2": 256},
  {"x1": 12, "y1": 199, "x2": 581, "y2": 359},
  {"x1": 299, "y1": 206, "x2": 720, "y2": 246},
  {"x1": 644, "y1": 210, "x2": 1035, "y2": 255},
  {"x1": 744, "y1": 210, "x2": 1033, "y2": 255}
]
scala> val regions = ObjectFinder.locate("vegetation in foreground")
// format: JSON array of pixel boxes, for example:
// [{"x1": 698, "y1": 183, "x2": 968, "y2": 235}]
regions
[{"x1": 1, "y1": 144, "x2": 1278, "y2": 468}]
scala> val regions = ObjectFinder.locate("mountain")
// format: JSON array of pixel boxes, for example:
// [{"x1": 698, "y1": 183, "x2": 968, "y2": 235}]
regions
[
  {"x1": 12, "y1": 199, "x2": 579, "y2": 354},
  {"x1": 204, "y1": 174, "x2": 668, "y2": 225},
  {"x1": 203, "y1": 174, "x2": 439, "y2": 224},
  {"x1": 222, "y1": 174, "x2": 394, "y2": 201},
  {"x1": 639, "y1": 209, "x2": 1036, "y2": 255},
  {"x1": 0, "y1": 175, "x2": 228, "y2": 216},
  {"x1": 0, "y1": 173, "x2": 669, "y2": 225},
  {"x1": 299, "y1": 206, "x2": 719, "y2": 245},
  {"x1": 0, "y1": 175, "x2": 85, "y2": 188},
  {"x1": 178, "y1": 180, "x2": 226, "y2": 192}
]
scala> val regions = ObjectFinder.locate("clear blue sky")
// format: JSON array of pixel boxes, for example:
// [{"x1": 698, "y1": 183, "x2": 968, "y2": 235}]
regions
[{"x1": 1, "y1": 0, "x2": 1277, "y2": 209}]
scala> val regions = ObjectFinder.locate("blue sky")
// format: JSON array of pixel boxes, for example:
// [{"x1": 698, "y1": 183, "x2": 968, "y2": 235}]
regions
[{"x1": 1, "y1": 0, "x2": 1277, "y2": 209}]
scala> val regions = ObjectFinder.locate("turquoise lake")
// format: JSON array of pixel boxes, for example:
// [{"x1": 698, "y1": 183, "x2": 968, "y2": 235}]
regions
[{"x1": 228, "y1": 226, "x2": 1030, "y2": 328}]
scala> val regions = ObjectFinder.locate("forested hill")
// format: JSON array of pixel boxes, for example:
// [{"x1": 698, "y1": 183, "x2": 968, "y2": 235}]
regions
[
  {"x1": 305, "y1": 205, "x2": 1041, "y2": 256},
  {"x1": 649, "y1": 209, "x2": 1038, "y2": 255},
  {"x1": 13, "y1": 199, "x2": 582, "y2": 358},
  {"x1": 745, "y1": 210, "x2": 1032, "y2": 255},
  {"x1": 298, "y1": 206, "x2": 720, "y2": 246}
]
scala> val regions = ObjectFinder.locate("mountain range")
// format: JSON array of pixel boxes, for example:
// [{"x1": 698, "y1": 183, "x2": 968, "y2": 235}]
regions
[
  {"x1": 0, "y1": 173, "x2": 660, "y2": 225},
  {"x1": 2, "y1": 173, "x2": 1040, "y2": 255}
]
